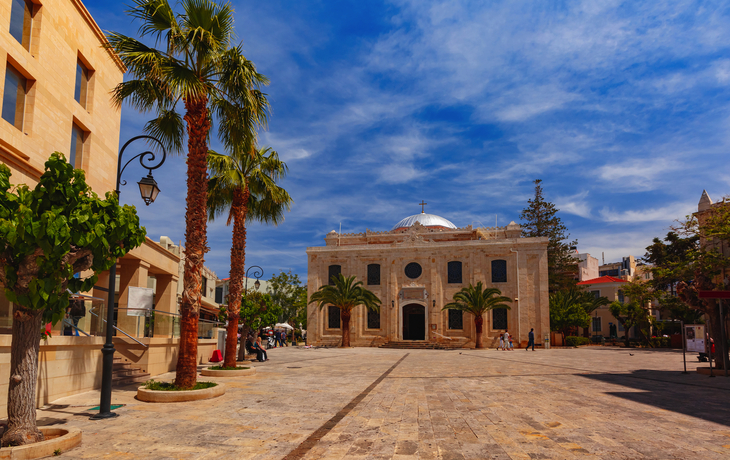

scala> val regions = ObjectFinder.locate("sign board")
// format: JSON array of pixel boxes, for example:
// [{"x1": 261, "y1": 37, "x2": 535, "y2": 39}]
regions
[
  {"x1": 401, "y1": 288, "x2": 426, "y2": 300},
  {"x1": 685, "y1": 324, "x2": 706, "y2": 353},
  {"x1": 698, "y1": 290, "x2": 730, "y2": 299},
  {"x1": 127, "y1": 287, "x2": 154, "y2": 316}
]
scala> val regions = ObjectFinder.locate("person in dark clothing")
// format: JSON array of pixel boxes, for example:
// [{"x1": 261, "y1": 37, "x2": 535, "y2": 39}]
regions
[
  {"x1": 527, "y1": 328, "x2": 535, "y2": 351},
  {"x1": 248, "y1": 334, "x2": 267, "y2": 362}
]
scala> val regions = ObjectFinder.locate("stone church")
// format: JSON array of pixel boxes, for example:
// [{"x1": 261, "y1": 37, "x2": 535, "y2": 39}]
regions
[{"x1": 306, "y1": 208, "x2": 550, "y2": 348}]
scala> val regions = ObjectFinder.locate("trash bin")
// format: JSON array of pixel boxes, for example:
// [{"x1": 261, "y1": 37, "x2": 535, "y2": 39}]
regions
[{"x1": 544, "y1": 334, "x2": 550, "y2": 350}]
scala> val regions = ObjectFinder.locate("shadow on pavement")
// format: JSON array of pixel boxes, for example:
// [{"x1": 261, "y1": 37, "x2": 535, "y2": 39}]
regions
[{"x1": 580, "y1": 370, "x2": 730, "y2": 427}]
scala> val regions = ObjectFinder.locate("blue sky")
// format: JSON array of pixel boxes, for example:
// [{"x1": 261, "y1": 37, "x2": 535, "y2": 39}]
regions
[{"x1": 84, "y1": 0, "x2": 730, "y2": 282}]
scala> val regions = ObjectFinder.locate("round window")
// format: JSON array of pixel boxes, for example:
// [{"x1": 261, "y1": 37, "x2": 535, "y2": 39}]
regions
[{"x1": 404, "y1": 262, "x2": 422, "y2": 279}]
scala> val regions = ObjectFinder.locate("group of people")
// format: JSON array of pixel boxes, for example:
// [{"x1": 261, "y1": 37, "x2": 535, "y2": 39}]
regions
[
  {"x1": 273, "y1": 329, "x2": 288, "y2": 348},
  {"x1": 246, "y1": 331, "x2": 269, "y2": 362},
  {"x1": 498, "y1": 328, "x2": 537, "y2": 351}
]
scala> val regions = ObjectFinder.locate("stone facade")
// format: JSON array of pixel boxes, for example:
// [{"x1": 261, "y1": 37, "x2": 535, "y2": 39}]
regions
[{"x1": 307, "y1": 218, "x2": 550, "y2": 348}]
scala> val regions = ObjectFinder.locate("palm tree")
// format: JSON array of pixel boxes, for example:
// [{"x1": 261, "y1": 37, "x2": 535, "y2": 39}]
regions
[
  {"x1": 579, "y1": 290, "x2": 610, "y2": 338},
  {"x1": 309, "y1": 274, "x2": 381, "y2": 347},
  {"x1": 207, "y1": 146, "x2": 292, "y2": 367},
  {"x1": 443, "y1": 282, "x2": 512, "y2": 349},
  {"x1": 107, "y1": 0, "x2": 269, "y2": 388}
]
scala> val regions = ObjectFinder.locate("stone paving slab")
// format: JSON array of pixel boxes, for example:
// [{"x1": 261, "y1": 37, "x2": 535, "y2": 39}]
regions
[{"x1": 17, "y1": 346, "x2": 730, "y2": 459}]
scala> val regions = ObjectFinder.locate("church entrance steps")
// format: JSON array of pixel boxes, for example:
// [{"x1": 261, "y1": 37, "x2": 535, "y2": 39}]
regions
[{"x1": 378, "y1": 341, "x2": 467, "y2": 350}]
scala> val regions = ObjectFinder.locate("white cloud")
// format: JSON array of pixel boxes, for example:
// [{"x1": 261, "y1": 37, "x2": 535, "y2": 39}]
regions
[{"x1": 598, "y1": 201, "x2": 696, "y2": 223}]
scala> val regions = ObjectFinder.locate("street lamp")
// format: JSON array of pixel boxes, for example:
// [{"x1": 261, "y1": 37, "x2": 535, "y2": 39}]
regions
[
  {"x1": 91, "y1": 135, "x2": 167, "y2": 421},
  {"x1": 245, "y1": 266, "x2": 264, "y2": 297}
]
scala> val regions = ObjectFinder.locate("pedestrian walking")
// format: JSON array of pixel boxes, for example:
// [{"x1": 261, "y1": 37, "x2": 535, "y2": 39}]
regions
[
  {"x1": 503, "y1": 330, "x2": 510, "y2": 351},
  {"x1": 508, "y1": 333, "x2": 514, "y2": 351},
  {"x1": 527, "y1": 328, "x2": 535, "y2": 351}
]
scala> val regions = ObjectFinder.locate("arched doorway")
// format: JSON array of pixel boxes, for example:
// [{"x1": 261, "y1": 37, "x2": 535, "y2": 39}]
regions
[{"x1": 402, "y1": 304, "x2": 426, "y2": 340}]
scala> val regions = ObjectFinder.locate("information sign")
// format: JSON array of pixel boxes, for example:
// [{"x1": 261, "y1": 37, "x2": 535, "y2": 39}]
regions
[{"x1": 685, "y1": 324, "x2": 705, "y2": 353}]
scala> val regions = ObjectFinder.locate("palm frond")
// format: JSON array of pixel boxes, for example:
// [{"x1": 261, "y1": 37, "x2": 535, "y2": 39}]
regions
[{"x1": 143, "y1": 109, "x2": 185, "y2": 154}]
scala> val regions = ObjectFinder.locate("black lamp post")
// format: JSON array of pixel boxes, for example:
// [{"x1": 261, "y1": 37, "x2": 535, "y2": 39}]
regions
[
  {"x1": 245, "y1": 266, "x2": 264, "y2": 296},
  {"x1": 91, "y1": 135, "x2": 167, "y2": 420}
]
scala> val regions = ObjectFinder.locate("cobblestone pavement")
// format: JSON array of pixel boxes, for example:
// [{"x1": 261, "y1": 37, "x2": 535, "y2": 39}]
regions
[{"x1": 36, "y1": 346, "x2": 730, "y2": 459}]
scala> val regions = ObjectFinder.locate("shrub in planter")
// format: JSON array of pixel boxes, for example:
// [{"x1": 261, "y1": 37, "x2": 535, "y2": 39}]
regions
[{"x1": 565, "y1": 336, "x2": 591, "y2": 347}]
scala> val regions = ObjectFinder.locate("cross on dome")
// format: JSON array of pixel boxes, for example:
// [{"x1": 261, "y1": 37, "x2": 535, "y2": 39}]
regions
[{"x1": 419, "y1": 200, "x2": 427, "y2": 213}]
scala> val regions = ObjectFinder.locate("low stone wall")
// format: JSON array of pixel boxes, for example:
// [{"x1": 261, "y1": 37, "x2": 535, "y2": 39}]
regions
[{"x1": 0, "y1": 335, "x2": 218, "y2": 418}]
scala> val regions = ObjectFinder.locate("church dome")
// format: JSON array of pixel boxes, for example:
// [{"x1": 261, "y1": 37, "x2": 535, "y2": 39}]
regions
[{"x1": 391, "y1": 213, "x2": 457, "y2": 231}]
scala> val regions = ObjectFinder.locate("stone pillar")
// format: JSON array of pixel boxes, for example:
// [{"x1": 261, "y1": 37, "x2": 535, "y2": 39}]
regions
[
  {"x1": 117, "y1": 260, "x2": 150, "y2": 338},
  {"x1": 153, "y1": 274, "x2": 177, "y2": 338}
]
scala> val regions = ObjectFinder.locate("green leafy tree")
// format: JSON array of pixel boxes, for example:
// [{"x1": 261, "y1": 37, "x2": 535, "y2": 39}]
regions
[
  {"x1": 442, "y1": 282, "x2": 511, "y2": 349},
  {"x1": 578, "y1": 290, "x2": 611, "y2": 338},
  {"x1": 208, "y1": 146, "x2": 291, "y2": 367},
  {"x1": 609, "y1": 300, "x2": 652, "y2": 348},
  {"x1": 309, "y1": 274, "x2": 381, "y2": 347},
  {"x1": 520, "y1": 179, "x2": 578, "y2": 293},
  {"x1": 549, "y1": 288, "x2": 591, "y2": 343},
  {"x1": 0, "y1": 155, "x2": 146, "y2": 446},
  {"x1": 107, "y1": 0, "x2": 269, "y2": 388},
  {"x1": 268, "y1": 270, "x2": 306, "y2": 329},
  {"x1": 236, "y1": 291, "x2": 281, "y2": 359}
]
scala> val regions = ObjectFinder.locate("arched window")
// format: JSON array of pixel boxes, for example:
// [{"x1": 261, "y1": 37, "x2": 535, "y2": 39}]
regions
[
  {"x1": 493, "y1": 308, "x2": 508, "y2": 330},
  {"x1": 447, "y1": 261, "x2": 462, "y2": 284},
  {"x1": 328, "y1": 265, "x2": 341, "y2": 285},
  {"x1": 491, "y1": 259, "x2": 507, "y2": 283},
  {"x1": 327, "y1": 305, "x2": 340, "y2": 329},
  {"x1": 367, "y1": 264, "x2": 380, "y2": 285}
]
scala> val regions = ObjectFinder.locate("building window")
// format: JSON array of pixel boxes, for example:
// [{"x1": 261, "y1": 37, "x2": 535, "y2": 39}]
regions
[
  {"x1": 491, "y1": 260, "x2": 507, "y2": 283},
  {"x1": 75, "y1": 59, "x2": 90, "y2": 108},
  {"x1": 448, "y1": 309, "x2": 463, "y2": 330},
  {"x1": 367, "y1": 264, "x2": 380, "y2": 286},
  {"x1": 404, "y1": 262, "x2": 422, "y2": 279},
  {"x1": 9, "y1": 0, "x2": 33, "y2": 50},
  {"x1": 201, "y1": 277, "x2": 207, "y2": 297},
  {"x1": 69, "y1": 123, "x2": 86, "y2": 168},
  {"x1": 618, "y1": 290, "x2": 625, "y2": 304},
  {"x1": 2, "y1": 65, "x2": 27, "y2": 130},
  {"x1": 367, "y1": 308, "x2": 380, "y2": 329},
  {"x1": 328, "y1": 265, "x2": 341, "y2": 285},
  {"x1": 215, "y1": 286, "x2": 223, "y2": 304},
  {"x1": 327, "y1": 305, "x2": 340, "y2": 329},
  {"x1": 592, "y1": 316, "x2": 601, "y2": 333},
  {"x1": 493, "y1": 308, "x2": 508, "y2": 330},
  {"x1": 447, "y1": 261, "x2": 462, "y2": 284},
  {"x1": 590, "y1": 290, "x2": 600, "y2": 299}
]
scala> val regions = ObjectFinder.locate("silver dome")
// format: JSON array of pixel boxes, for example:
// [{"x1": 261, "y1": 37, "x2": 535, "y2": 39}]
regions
[{"x1": 391, "y1": 213, "x2": 457, "y2": 231}]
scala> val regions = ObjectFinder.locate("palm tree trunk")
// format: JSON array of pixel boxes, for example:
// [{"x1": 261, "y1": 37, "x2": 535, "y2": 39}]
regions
[
  {"x1": 2, "y1": 306, "x2": 44, "y2": 446},
  {"x1": 223, "y1": 187, "x2": 249, "y2": 368},
  {"x1": 341, "y1": 309, "x2": 351, "y2": 347},
  {"x1": 474, "y1": 314, "x2": 484, "y2": 349},
  {"x1": 175, "y1": 96, "x2": 211, "y2": 389}
]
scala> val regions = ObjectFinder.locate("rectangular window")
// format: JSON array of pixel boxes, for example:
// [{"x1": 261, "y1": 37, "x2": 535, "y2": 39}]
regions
[
  {"x1": 9, "y1": 0, "x2": 33, "y2": 50},
  {"x1": 201, "y1": 277, "x2": 208, "y2": 297},
  {"x1": 493, "y1": 308, "x2": 508, "y2": 330},
  {"x1": 69, "y1": 123, "x2": 85, "y2": 168},
  {"x1": 328, "y1": 265, "x2": 341, "y2": 285},
  {"x1": 491, "y1": 260, "x2": 507, "y2": 283},
  {"x1": 367, "y1": 264, "x2": 380, "y2": 286},
  {"x1": 618, "y1": 322, "x2": 624, "y2": 332},
  {"x1": 2, "y1": 65, "x2": 27, "y2": 130},
  {"x1": 448, "y1": 309, "x2": 463, "y2": 330},
  {"x1": 447, "y1": 261, "x2": 462, "y2": 284},
  {"x1": 618, "y1": 290, "x2": 625, "y2": 304},
  {"x1": 367, "y1": 308, "x2": 380, "y2": 329},
  {"x1": 74, "y1": 60, "x2": 90, "y2": 108},
  {"x1": 327, "y1": 305, "x2": 340, "y2": 329},
  {"x1": 592, "y1": 317, "x2": 601, "y2": 333},
  {"x1": 215, "y1": 286, "x2": 223, "y2": 304}
]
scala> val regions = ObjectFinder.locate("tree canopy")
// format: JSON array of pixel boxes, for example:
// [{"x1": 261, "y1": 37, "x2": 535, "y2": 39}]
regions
[{"x1": 443, "y1": 282, "x2": 511, "y2": 348}]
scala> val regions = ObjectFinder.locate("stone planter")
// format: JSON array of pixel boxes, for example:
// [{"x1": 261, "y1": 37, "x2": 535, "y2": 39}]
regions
[
  {"x1": 0, "y1": 426, "x2": 82, "y2": 459},
  {"x1": 137, "y1": 383, "x2": 225, "y2": 403},
  {"x1": 201, "y1": 366, "x2": 256, "y2": 377}
]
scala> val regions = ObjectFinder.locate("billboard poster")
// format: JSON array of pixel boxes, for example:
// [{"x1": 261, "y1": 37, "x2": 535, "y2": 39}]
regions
[
  {"x1": 685, "y1": 324, "x2": 705, "y2": 353},
  {"x1": 127, "y1": 287, "x2": 154, "y2": 316}
]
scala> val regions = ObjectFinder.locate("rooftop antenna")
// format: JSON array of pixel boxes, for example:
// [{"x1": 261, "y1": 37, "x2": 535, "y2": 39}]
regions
[{"x1": 419, "y1": 200, "x2": 427, "y2": 213}]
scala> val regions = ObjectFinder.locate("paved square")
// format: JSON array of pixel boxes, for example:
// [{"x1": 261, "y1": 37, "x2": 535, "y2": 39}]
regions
[{"x1": 39, "y1": 346, "x2": 730, "y2": 459}]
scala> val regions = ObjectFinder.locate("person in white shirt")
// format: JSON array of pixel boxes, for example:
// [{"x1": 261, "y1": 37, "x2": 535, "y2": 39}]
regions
[
  {"x1": 499, "y1": 334, "x2": 504, "y2": 350},
  {"x1": 503, "y1": 330, "x2": 510, "y2": 351}
]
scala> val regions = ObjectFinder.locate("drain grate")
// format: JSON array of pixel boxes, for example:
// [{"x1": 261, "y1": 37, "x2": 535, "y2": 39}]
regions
[{"x1": 287, "y1": 366, "x2": 302, "y2": 369}]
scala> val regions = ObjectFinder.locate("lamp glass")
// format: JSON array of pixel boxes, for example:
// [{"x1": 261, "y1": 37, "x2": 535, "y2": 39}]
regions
[
  {"x1": 254, "y1": 280, "x2": 261, "y2": 290},
  {"x1": 137, "y1": 175, "x2": 160, "y2": 205}
]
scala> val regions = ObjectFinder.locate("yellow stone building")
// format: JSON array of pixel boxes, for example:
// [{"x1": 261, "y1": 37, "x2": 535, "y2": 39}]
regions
[{"x1": 307, "y1": 211, "x2": 550, "y2": 348}]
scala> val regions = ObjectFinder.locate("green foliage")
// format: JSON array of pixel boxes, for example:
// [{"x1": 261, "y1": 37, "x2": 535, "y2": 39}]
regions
[
  {"x1": 309, "y1": 274, "x2": 381, "y2": 315},
  {"x1": 53, "y1": 448, "x2": 61, "y2": 456},
  {"x1": 142, "y1": 379, "x2": 217, "y2": 391},
  {"x1": 268, "y1": 270, "x2": 307, "y2": 326},
  {"x1": 443, "y1": 282, "x2": 511, "y2": 317},
  {"x1": 549, "y1": 288, "x2": 592, "y2": 336},
  {"x1": 565, "y1": 336, "x2": 591, "y2": 347},
  {"x1": 520, "y1": 179, "x2": 578, "y2": 293},
  {"x1": 0, "y1": 154, "x2": 146, "y2": 324},
  {"x1": 648, "y1": 337, "x2": 671, "y2": 348},
  {"x1": 609, "y1": 300, "x2": 652, "y2": 345},
  {"x1": 239, "y1": 291, "x2": 281, "y2": 332}
]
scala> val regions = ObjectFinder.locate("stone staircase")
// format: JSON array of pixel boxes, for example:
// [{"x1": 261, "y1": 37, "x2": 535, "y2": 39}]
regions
[
  {"x1": 379, "y1": 341, "x2": 458, "y2": 350},
  {"x1": 112, "y1": 357, "x2": 150, "y2": 386}
]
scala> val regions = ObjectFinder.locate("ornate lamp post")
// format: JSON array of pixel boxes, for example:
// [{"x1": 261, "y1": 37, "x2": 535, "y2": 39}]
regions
[
  {"x1": 91, "y1": 135, "x2": 167, "y2": 420},
  {"x1": 245, "y1": 266, "x2": 264, "y2": 296}
]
